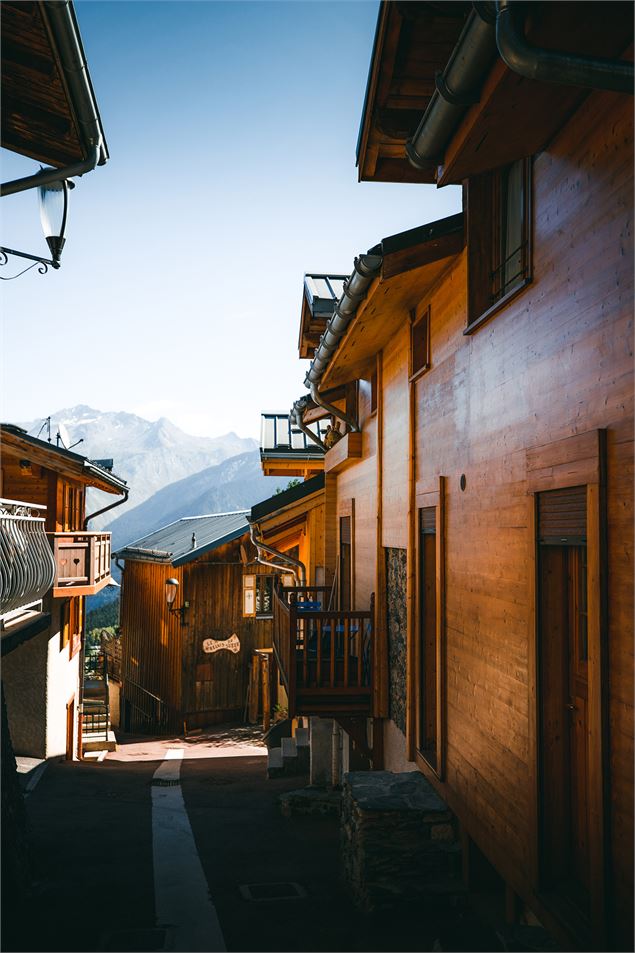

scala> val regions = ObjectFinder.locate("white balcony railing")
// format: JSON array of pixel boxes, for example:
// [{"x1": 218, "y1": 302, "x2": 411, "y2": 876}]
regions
[{"x1": 0, "y1": 498, "x2": 56, "y2": 615}]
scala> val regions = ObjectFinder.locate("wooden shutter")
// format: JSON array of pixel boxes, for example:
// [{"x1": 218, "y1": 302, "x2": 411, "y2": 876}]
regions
[
  {"x1": 420, "y1": 506, "x2": 436, "y2": 534},
  {"x1": 538, "y1": 485, "x2": 586, "y2": 543},
  {"x1": 340, "y1": 516, "x2": 351, "y2": 545}
]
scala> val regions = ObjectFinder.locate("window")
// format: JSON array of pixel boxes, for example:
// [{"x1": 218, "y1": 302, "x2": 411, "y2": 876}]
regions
[
  {"x1": 467, "y1": 157, "x2": 532, "y2": 331},
  {"x1": 370, "y1": 366, "x2": 378, "y2": 415},
  {"x1": 339, "y1": 516, "x2": 352, "y2": 611},
  {"x1": 410, "y1": 306, "x2": 431, "y2": 380},
  {"x1": 243, "y1": 574, "x2": 274, "y2": 618}
]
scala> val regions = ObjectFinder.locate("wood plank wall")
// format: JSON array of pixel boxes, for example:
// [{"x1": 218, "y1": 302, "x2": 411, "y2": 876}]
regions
[
  {"x1": 410, "y1": 88, "x2": 632, "y2": 946},
  {"x1": 336, "y1": 380, "x2": 378, "y2": 609},
  {"x1": 120, "y1": 537, "x2": 274, "y2": 729}
]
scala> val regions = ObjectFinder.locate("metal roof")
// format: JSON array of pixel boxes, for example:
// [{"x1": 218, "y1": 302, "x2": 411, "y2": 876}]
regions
[
  {"x1": 303, "y1": 274, "x2": 348, "y2": 317},
  {"x1": 115, "y1": 511, "x2": 250, "y2": 567}
]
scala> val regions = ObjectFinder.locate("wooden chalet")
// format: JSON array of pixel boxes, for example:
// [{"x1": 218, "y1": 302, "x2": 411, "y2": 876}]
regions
[
  {"x1": 1, "y1": 424, "x2": 127, "y2": 759},
  {"x1": 280, "y1": 3, "x2": 633, "y2": 949},
  {"x1": 116, "y1": 511, "x2": 281, "y2": 732}
]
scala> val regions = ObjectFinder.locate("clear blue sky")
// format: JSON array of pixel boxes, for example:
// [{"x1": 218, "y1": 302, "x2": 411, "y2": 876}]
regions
[{"x1": 1, "y1": 1, "x2": 460, "y2": 439}]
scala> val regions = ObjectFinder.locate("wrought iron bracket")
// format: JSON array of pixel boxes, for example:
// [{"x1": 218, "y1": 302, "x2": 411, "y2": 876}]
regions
[{"x1": 0, "y1": 246, "x2": 58, "y2": 280}]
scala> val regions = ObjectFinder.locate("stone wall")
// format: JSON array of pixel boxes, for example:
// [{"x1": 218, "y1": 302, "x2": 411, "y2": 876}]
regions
[
  {"x1": 341, "y1": 771, "x2": 463, "y2": 912},
  {"x1": 385, "y1": 548, "x2": 407, "y2": 733}
]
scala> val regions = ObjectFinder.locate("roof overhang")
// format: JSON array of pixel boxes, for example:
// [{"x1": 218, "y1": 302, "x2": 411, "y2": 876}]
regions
[
  {"x1": 356, "y1": 1, "x2": 470, "y2": 183},
  {"x1": 309, "y1": 212, "x2": 464, "y2": 391},
  {"x1": 0, "y1": 425, "x2": 127, "y2": 494},
  {"x1": 2, "y1": 0, "x2": 109, "y2": 167}
]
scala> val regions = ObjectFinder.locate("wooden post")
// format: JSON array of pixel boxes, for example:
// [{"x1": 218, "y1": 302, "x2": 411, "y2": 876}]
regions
[
  {"x1": 261, "y1": 654, "x2": 270, "y2": 733},
  {"x1": 248, "y1": 654, "x2": 259, "y2": 723}
]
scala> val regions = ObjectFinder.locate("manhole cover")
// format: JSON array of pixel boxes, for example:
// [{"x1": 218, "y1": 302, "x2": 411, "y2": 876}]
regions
[
  {"x1": 100, "y1": 927, "x2": 167, "y2": 951},
  {"x1": 239, "y1": 882, "x2": 307, "y2": 902}
]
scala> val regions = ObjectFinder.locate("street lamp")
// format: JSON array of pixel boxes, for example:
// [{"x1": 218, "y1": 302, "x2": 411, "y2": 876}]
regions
[{"x1": 0, "y1": 174, "x2": 74, "y2": 279}]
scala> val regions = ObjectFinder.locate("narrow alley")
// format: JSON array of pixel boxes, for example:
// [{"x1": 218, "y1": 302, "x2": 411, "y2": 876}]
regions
[{"x1": 12, "y1": 726, "x2": 503, "y2": 953}]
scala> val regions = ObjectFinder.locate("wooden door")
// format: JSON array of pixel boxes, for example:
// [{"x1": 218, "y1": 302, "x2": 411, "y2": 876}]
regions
[{"x1": 538, "y1": 487, "x2": 589, "y2": 911}]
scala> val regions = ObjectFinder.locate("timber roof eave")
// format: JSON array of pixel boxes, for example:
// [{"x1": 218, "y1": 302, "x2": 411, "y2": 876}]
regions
[
  {"x1": 309, "y1": 212, "x2": 464, "y2": 392},
  {"x1": 0, "y1": 424, "x2": 127, "y2": 494}
]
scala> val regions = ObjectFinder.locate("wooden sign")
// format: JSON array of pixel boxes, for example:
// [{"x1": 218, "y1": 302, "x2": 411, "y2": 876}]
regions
[{"x1": 202, "y1": 634, "x2": 240, "y2": 655}]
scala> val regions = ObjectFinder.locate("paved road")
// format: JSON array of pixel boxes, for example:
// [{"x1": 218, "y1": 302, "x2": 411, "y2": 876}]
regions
[{"x1": 11, "y1": 726, "x2": 503, "y2": 953}]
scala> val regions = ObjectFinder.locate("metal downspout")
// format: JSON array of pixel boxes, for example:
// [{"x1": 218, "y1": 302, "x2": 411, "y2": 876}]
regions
[
  {"x1": 309, "y1": 383, "x2": 359, "y2": 434},
  {"x1": 290, "y1": 398, "x2": 325, "y2": 451},
  {"x1": 249, "y1": 523, "x2": 306, "y2": 585},
  {"x1": 406, "y1": 6, "x2": 497, "y2": 169},
  {"x1": 495, "y1": 0, "x2": 634, "y2": 93},
  {"x1": 84, "y1": 488, "x2": 129, "y2": 530}
]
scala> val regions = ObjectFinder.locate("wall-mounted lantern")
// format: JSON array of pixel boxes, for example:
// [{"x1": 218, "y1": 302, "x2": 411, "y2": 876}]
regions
[
  {"x1": 1, "y1": 176, "x2": 73, "y2": 280},
  {"x1": 165, "y1": 577, "x2": 189, "y2": 625}
]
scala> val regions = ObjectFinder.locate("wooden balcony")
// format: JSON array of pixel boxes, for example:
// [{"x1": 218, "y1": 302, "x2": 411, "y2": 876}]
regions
[
  {"x1": 273, "y1": 585, "x2": 374, "y2": 718},
  {"x1": 49, "y1": 532, "x2": 112, "y2": 597}
]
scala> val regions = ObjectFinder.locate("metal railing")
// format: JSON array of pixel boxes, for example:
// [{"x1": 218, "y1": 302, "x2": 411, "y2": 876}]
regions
[
  {"x1": 122, "y1": 676, "x2": 169, "y2": 734},
  {"x1": 48, "y1": 531, "x2": 111, "y2": 593},
  {"x1": 0, "y1": 498, "x2": 56, "y2": 614},
  {"x1": 273, "y1": 583, "x2": 374, "y2": 717}
]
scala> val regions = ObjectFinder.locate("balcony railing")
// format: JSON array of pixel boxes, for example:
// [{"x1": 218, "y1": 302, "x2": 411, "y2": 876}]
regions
[
  {"x1": 273, "y1": 584, "x2": 374, "y2": 718},
  {"x1": 48, "y1": 532, "x2": 112, "y2": 597},
  {"x1": 0, "y1": 498, "x2": 56, "y2": 616}
]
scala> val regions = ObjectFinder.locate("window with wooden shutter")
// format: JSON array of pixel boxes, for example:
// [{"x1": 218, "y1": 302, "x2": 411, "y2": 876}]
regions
[
  {"x1": 417, "y1": 506, "x2": 438, "y2": 771},
  {"x1": 242, "y1": 574, "x2": 256, "y2": 617}
]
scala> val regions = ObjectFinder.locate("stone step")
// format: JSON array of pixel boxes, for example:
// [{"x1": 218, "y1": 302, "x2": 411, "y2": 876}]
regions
[
  {"x1": 267, "y1": 734, "x2": 310, "y2": 780},
  {"x1": 295, "y1": 726, "x2": 309, "y2": 747},
  {"x1": 83, "y1": 729, "x2": 117, "y2": 753},
  {"x1": 281, "y1": 736, "x2": 297, "y2": 758}
]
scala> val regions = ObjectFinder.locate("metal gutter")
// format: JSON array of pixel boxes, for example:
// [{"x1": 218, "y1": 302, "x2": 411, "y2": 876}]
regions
[
  {"x1": 495, "y1": 0, "x2": 634, "y2": 93},
  {"x1": 290, "y1": 396, "x2": 326, "y2": 450},
  {"x1": 406, "y1": 5, "x2": 497, "y2": 169}
]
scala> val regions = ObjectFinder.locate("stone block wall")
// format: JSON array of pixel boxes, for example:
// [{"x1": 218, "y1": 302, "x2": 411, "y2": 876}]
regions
[{"x1": 341, "y1": 770, "x2": 463, "y2": 912}]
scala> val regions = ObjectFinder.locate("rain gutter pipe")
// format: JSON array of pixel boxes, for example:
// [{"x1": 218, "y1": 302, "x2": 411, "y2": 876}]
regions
[
  {"x1": 291, "y1": 396, "x2": 326, "y2": 451},
  {"x1": 406, "y1": 5, "x2": 497, "y2": 169},
  {"x1": 406, "y1": 0, "x2": 633, "y2": 172},
  {"x1": 303, "y1": 254, "x2": 382, "y2": 432},
  {"x1": 2, "y1": 0, "x2": 108, "y2": 197},
  {"x1": 495, "y1": 0, "x2": 634, "y2": 93},
  {"x1": 84, "y1": 488, "x2": 129, "y2": 530},
  {"x1": 249, "y1": 523, "x2": 306, "y2": 585}
]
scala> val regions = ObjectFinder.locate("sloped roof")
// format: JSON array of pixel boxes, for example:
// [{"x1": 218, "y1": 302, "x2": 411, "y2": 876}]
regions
[
  {"x1": 0, "y1": 423, "x2": 127, "y2": 494},
  {"x1": 115, "y1": 511, "x2": 249, "y2": 567}
]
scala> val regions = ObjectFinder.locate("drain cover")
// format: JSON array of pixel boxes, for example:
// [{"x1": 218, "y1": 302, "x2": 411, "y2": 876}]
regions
[{"x1": 239, "y1": 882, "x2": 307, "y2": 901}]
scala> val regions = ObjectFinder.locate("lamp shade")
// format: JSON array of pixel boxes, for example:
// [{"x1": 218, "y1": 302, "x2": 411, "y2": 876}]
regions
[
  {"x1": 165, "y1": 578, "x2": 179, "y2": 606},
  {"x1": 38, "y1": 180, "x2": 68, "y2": 262}
]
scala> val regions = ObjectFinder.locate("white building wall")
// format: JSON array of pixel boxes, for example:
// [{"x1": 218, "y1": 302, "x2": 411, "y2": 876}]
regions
[
  {"x1": 383, "y1": 718, "x2": 414, "y2": 774},
  {"x1": 45, "y1": 613, "x2": 80, "y2": 758}
]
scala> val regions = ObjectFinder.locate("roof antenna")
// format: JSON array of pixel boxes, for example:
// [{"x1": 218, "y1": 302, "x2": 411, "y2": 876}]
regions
[
  {"x1": 191, "y1": 532, "x2": 196, "y2": 550},
  {"x1": 36, "y1": 416, "x2": 52, "y2": 442}
]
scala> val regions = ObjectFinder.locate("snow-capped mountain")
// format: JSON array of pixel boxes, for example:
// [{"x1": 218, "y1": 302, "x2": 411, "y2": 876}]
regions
[{"x1": 18, "y1": 405, "x2": 258, "y2": 528}]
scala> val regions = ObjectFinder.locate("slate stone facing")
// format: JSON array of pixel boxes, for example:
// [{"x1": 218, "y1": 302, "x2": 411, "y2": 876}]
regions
[
  {"x1": 341, "y1": 771, "x2": 464, "y2": 912},
  {"x1": 386, "y1": 548, "x2": 407, "y2": 733}
]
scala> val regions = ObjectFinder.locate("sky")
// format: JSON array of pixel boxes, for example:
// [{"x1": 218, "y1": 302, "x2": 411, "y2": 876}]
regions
[{"x1": 1, "y1": 1, "x2": 461, "y2": 439}]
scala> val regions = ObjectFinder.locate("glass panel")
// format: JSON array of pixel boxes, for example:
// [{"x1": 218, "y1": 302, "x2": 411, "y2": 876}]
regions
[
  {"x1": 38, "y1": 181, "x2": 66, "y2": 239},
  {"x1": 501, "y1": 160, "x2": 524, "y2": 296}
]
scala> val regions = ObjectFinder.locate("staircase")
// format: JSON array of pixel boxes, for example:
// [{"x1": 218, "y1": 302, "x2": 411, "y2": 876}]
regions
[
  {"x1": 267, "y1": 725, "x2": 310, "y2": 779},
  {"x1": 82, "y1": 696, "x2": 116, "y2": 754}
]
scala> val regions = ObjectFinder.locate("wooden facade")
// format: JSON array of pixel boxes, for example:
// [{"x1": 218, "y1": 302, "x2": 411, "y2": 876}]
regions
[
  {"x1": 119, "y1": 532, "x2": 275, "y2": 731},
  {"x1": 284, "y1": 6, "x2": 632, "y2": 949}
]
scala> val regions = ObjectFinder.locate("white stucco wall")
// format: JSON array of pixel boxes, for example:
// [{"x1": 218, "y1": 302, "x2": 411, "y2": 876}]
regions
[
  {"x1": 108, "y1": 680, "x2": 120, "y2": 728},
  {"x1": 46, "y1": 615, "x2": 80, "y2": 758},
  {"x1": 3, "y1": 602, "x2": 81, "y2": 759}
]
